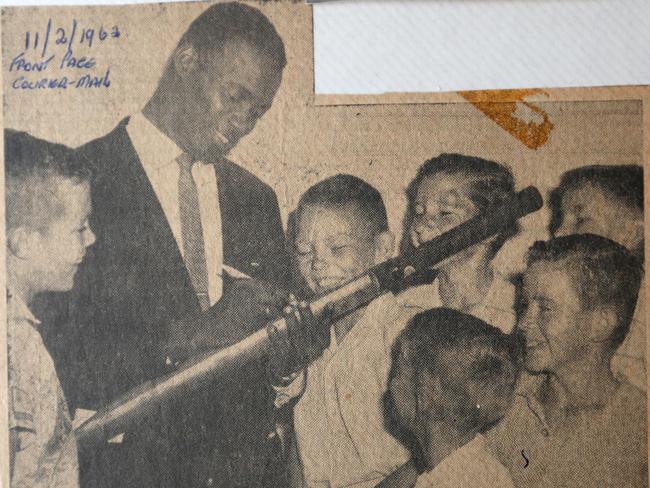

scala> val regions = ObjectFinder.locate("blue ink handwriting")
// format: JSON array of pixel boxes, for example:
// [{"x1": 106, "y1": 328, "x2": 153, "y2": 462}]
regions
[{"x1": 9, "y1": 18, "x2": 120, "y2": 90}]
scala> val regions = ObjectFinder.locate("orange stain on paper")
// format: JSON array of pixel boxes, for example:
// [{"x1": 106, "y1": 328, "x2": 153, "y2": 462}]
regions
[{"x1": 458, "y1": 89, "x2": 554, "y2": 150}]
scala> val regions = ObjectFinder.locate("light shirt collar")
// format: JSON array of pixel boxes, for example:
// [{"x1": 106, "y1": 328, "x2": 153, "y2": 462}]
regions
[
  {"x1": 7, "y1": 290, "x2": 41, "y2": 326},
  {"x1": 416, "y1": 434, "x2": 488, "y2": 486},
  {"x1": 128, "y1": 112, "x2": 185, "y2": 170}
]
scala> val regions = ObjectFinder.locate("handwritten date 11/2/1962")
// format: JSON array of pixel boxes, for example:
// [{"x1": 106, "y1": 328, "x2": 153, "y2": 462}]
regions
[{"x1": 8, "y1": 18, "x2": 120, "y2": 91}]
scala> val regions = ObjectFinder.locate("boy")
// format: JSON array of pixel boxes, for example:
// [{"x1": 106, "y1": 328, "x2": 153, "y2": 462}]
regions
[
  {"x1": 488, "y1": 234, "x2": 647, "y2": 488},
  {"x1": 396, "y1": 154, "x2": 521, "y2": 334},
  {"x1": 548, "y1": 165, "x2": 645, "y2": 389},
  {"x1": 382, "y1": 308, "x2": 520, "y2": 488},
  {"x1": 5, "y1": 130, "x2": 96, "y2": 487},
  {"x1": 275, "y1": 174, "x2": 410, "y2": 488}
]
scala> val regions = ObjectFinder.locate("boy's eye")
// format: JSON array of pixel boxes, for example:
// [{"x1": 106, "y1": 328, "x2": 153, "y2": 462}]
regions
[
  {"x1": 331, "y1": 245, "x2": 349, "y2": 254},
  {"x1": 537, "y1": 301, "x2": 554, "y2": 314},
  {"x1": 438, "y1": 209, "x2": 460, "y2": 221}
]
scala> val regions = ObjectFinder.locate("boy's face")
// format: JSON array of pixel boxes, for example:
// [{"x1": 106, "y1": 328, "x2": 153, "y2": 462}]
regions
[
  {"x1": 518, "y1": 261, "x2": 592, "y2": 373},
  {"x1": 295, "y1": 204, "x2": 383, "y2": 295},
  {"x1": 27, "y1": 179, "x2": 96, "y2": 293},
  {"x1": 410, "y1": 173, "x2": 479, "y2": 248},
  {"x1": 556, "y1": 183, "x2": 643, "y2": 251}
]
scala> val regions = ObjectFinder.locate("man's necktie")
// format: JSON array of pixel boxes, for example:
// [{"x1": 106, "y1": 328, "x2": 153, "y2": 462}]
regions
[{"x1": 177, "y1": 153, "x2": 210, "y2": 310}]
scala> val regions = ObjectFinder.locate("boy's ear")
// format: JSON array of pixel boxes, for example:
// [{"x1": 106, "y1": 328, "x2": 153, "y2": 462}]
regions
[
  {"x1": 7, "y1": 227, "x2": 37, "y2": 259},
  {"x1": 172, "y1": 42, "x2": 200, "y2": 79},
  {"x1": 589, "y1": 306, "x2": 619, "y2": 344},
  {"x1": 374, "y1": 231, "x2": 395, "y2": 264},
  {"x1": 416, "y1": 370, "x2": 440, "y2": 415}
]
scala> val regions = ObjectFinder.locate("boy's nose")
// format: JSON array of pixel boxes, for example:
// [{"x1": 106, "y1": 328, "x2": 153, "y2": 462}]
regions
[
  {"x1": 518, "y1": 316, "x2": 543, "y2": 343},
  {"x1": 554, "y1": 218, "x2": 574, "y2": 237},
  {"x1": 311, "y1": 255, "x2": 327, "y2": 271}
]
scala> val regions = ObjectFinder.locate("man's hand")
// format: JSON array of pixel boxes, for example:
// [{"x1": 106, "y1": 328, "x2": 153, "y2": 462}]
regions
[
  {"x1": 267, "y1": 296, "x2": 332, "y2": 381},
  {"x1": 166, "y1": 277, "x2": 288, "y2": 364}
]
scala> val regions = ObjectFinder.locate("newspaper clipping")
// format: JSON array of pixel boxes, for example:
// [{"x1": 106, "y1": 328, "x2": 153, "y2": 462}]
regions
[{"x1": 1, "y1": 2, "x2": 647, "y2": 487}]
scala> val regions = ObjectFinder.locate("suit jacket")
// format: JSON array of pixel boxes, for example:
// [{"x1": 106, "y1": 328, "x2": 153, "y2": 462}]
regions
[{"x1": 39, "y1": 119, "x2": 290, "y2": 488}]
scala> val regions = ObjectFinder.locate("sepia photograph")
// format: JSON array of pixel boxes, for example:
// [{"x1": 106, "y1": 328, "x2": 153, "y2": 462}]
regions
[{"x1": 1, "y1": 1, "x2": 647, "y2": 487}]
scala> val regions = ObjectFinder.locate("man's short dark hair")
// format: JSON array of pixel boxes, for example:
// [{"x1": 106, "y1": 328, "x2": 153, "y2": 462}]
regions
[
  {"x1": 527, "y1": 234, "x2": 643, "y2": 349},
  {"x1": 5, "y1": 129, "x2": 90, "y2": 232},
  {"x1": 548, "y1": 165, "x2": 644, "y2": 236},
  {"x1": 180, "y1": 2, "x2": 286, "y2": 69},
  {"x1": 296, "y1": 174, "x2": 389, "y2": 234},
  {"x1": 403, "y1": 153, "x2": 519, "y2": 256},
  {"x1": 398, "y1": 308, "x2": 522, "y2": 434}
]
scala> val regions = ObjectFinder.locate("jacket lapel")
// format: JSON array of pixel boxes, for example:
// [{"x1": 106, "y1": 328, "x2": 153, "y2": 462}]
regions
[{"x1": 100, "y1": 121, "x2": 201, "y2": 315}]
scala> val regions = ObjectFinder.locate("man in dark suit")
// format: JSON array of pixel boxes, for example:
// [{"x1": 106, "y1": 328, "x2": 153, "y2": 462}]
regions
[{"x1": 39, "y1": 3, "x2": 291, "y2": 487}]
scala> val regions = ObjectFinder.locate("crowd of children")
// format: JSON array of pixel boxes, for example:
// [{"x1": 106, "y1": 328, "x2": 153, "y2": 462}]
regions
[{"x1": 6, "y1": 130, "x2": 646, "y2": 487}]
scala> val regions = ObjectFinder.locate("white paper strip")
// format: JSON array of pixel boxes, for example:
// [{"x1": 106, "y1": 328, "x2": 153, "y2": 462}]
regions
[{"x1": 314, "y1": 0, "x2": 650, "y2": 94}]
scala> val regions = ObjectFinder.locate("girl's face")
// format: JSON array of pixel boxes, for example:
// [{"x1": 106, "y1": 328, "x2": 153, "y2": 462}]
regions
[{"x1": 409, "y1": 173, "x2": 480, "y2": 248}]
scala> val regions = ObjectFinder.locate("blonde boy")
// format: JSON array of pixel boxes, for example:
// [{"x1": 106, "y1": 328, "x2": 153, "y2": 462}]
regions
[
  {"x1": 277, "y1": 174, "x2": 410, "y2": 488},
  {"x1": 5, "y1": 130, "x2": 96, "y2": 487}
]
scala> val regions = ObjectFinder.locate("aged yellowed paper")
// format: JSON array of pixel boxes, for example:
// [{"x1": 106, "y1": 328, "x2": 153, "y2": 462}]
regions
[{"x1": 0, "y1": 2, "x2": 648, "y2": 487}]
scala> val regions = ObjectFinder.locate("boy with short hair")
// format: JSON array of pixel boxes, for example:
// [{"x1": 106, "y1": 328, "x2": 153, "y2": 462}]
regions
[
  {"x1": 548, "y1": 164, "x2": 645, "y2": 389},
  {"x1": 275, "y1": 174, "x2": 411, "y2": 488},
  {"x1": 549, "y1": 165, "x2": 643, "y2": 256},
  {"x1": 382, "y1": 308, "x2": 520, "y2": 488},
  {"x1": 488, "y1": 234, "x2": 647, "y2": 488},
  {"x1": 5, "y1": 129, "x2": 96, "y2": 487}
]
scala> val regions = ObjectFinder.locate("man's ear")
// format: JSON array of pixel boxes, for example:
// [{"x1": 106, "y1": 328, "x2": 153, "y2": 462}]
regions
[
  {"x1": 589, "y1": 306, "x2": 620, "y2": 344},
  {"x1": 172, "y1": 42, "x2": 200, "y2": 80},
  {"x1": 374, "y1": 231, "x2": 395, "y2": 264},
  {"x1": 7, "y1": 227, "x2": 36, "y2": 260}
]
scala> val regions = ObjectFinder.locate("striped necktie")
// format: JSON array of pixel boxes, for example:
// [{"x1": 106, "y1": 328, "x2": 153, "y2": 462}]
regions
[{"x1": 177, "y1": 153, "x2": 210, "y2": 310}]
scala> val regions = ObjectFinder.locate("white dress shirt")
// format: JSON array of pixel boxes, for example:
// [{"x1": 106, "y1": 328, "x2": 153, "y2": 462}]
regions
[
  {"x1": 126, "y1": 112, "x2": 223, "y2": 305},
  {"x1": 280, "y1": 294, "x2": 411, "y2": 488}
]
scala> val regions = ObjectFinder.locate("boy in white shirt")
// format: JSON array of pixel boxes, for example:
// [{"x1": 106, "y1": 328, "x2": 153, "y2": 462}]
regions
[
  {"x1": 396, "y1": 153, "x2": 521, "y2": 334},
  {"x1": 488, "y1": 234, "x2": 647, "y2": 488},
  {"x1": 381, "y1": 308, "x2": 519, "y2": 488},
  {"x1": 275, "y1": 174, "x2": 411, "y2": 488}
]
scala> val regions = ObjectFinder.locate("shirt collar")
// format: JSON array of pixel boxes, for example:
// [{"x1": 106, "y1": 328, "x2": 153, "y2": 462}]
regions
[
  {"x1": 127, "y1": 112, "x2": 185, "y2": 170},
  {"x1": 516, "y1": 372, "x2": 550, "y2": 430},
  {"x1": 417, "y1": 434, "x2": 488, "y2": 485},
  {"x1": 6, "y1": 291, "x2": 41, "y2": 326}
]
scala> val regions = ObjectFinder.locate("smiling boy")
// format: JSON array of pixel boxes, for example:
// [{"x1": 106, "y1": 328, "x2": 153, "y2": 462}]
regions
[
  {"x1": 276, "y1": 174, "x2": 411, "y2": 488},
  {"x1": 548, "y1": 164, "x2": 645, "y2": 390},
  {"x1": 5, "y1": 130, "x2": 96, "y2": 487},
  {"x1": 488, "y1": 234, "x2": 647, "y2": 488}
]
